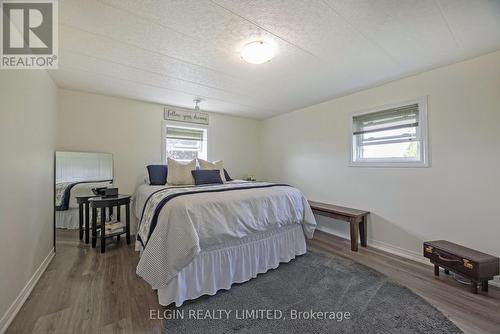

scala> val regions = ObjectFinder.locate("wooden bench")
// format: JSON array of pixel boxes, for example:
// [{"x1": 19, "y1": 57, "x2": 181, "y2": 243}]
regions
[{"x1": 308, "y1": 200, "x2": 370, "y2": 251}]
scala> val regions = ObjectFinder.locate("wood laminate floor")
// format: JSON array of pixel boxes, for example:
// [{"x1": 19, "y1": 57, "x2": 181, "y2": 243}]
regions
[
  {"x1": 7, "y1": 230, "x2": 166, "y2": 334},
  {"x1": 6, "y1": 229, "x2": 500, "y2": 334}
]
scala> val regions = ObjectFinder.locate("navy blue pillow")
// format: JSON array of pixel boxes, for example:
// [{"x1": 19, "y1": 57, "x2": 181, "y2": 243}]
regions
[
  {"x1": 192, "y1": 169, "x2": 223, "y2": 185},
  {"x1": 147, "y1": 165, "x2": 168, "y2": 185},
  {"x1": 223, "y1": 168, "x2": 233, "y2": 181}
]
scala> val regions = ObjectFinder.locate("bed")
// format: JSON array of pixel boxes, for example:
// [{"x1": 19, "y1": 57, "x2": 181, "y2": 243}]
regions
[
  {"x1": 134, "y1": 180, "x2": 316, "y2": 306},
  {"x1": 55, "y1": 180, "x2": 113, "y2": 229}
]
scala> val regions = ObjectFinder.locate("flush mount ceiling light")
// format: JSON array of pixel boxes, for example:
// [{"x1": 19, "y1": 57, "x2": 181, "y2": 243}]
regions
[{"x1": 241, "y1": 41, "x2": 274, "y2": 64}]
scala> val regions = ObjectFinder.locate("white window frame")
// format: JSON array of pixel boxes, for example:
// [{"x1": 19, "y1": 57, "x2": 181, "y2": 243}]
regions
[
  {"x1": 161, "y1": 120, "x2": 208, "y2": 164},
  {"x1": 349, "y1": 97, "x2": 429, "y2": 168}
]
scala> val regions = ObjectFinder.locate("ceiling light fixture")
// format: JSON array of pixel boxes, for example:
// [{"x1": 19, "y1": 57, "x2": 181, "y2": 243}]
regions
[
  {"x1": 241, "y1": 41, "x2": 274, "y2": 64},
  {"x1": 194, "y1": 98, "x2": 201, "y2": 111}
]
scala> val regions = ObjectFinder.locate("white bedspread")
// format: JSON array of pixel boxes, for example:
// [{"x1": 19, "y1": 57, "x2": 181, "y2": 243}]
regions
[{"x1": 134, "y1": 181, "x2": 316, "y2": 289}]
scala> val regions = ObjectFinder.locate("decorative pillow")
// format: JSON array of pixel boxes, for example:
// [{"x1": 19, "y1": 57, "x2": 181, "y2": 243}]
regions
[
  {"x1": 166, "y1": 158, "x2": 196, "y2": 185},
  {"x1": 147, "y1": 165, "x2": 168, "y2": 185},
  {"x1": 197, "y1": 158, "x2": 226, "y2": 182},
  {"x1": 191, "y1": 170, "x2": 223, "y2": 185},
  {"x1": 223, "y1": 168, "x2": 233, "y2": 181}
]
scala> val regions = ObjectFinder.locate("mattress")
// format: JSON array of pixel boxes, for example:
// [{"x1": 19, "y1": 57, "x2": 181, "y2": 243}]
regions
[{"x1": 134, "y1": 181, "x2": 316, "y2": 290}]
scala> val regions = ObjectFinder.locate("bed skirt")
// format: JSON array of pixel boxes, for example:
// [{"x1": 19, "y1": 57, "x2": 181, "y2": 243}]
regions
[
  {"x1": 157, "y1": 224, "x2": 307, "y2": 307},
  {"x1": 55, "y1": 208, "x2": 79, "y2": 229}
]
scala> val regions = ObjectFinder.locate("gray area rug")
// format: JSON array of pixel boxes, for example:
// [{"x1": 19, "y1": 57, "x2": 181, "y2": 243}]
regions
[{"x1": 165, "y1": 251, "x2": 462, "y2": 334}]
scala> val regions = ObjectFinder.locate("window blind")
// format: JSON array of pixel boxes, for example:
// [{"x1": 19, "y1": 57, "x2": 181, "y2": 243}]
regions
[
  {"x1": 166, "y1": 127, "x2": 204, "y2": 141},
  {"x1": 353, "y1": 104, "x2": 419, "y2": 146}
]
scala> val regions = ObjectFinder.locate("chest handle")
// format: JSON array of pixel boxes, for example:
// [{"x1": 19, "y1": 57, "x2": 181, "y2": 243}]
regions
[{"x1": 436, "y1": 253, "x2": 461, "y2": 263}]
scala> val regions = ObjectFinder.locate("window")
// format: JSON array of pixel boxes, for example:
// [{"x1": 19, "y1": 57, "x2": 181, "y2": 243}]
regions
[
  {"x1": 163, "y1": 124, "x2": 207, "y2": 163},
  {"x1": 350, "y1": 97, "x2": 428, "y2": 167}
]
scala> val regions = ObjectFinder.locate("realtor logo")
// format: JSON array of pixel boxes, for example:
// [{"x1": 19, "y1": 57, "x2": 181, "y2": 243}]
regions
[{"x1": 1, "y1": 0, "x2": 58, "y2": 69}]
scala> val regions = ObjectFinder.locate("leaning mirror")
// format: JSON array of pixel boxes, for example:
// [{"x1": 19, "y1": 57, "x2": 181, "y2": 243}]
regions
[{"x1": 55, "y1": 152, "x2": 113, "y2": 239}]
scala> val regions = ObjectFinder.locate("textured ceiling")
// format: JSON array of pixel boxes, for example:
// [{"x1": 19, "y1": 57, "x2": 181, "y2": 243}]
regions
[{"x1": 49, "y1": 0, "x2": 500, "y2": 119}]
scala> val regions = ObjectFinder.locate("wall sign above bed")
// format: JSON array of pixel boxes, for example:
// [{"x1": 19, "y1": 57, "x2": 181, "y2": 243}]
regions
[{"x1": 164, "y1": 107, "x2": 209, "y2": 125}]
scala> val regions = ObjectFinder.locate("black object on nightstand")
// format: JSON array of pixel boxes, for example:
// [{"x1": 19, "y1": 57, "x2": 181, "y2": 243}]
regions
[{"x1": 89, "y1": 194, "x2": 131, "y2": 253}]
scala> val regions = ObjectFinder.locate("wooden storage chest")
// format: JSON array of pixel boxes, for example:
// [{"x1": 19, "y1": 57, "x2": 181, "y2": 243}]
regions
[{"x1": 424, "y1": 240, "x2": 499, "y2": 293}]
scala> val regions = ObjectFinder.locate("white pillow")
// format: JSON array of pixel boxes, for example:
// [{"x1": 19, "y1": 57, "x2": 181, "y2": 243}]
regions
[
  {"x1": 166, "y1": 158, "x2": 196, "y2": 185},
  {"x1": 197, "y1": 158, "x2": 226, "y2": 182}
]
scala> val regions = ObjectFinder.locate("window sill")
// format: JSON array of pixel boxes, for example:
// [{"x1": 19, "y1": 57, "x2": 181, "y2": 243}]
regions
[{"x1": 349, "y1": 161, "x2": 429, "y2": 168}]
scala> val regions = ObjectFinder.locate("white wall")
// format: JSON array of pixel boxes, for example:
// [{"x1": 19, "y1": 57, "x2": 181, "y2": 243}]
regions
[
  {"x1": 261, "y1": 51, "x2": 500, "y2": 263},
  {"x1": 0, "y1": 70, "x2": 57, "y2": 329},
  {"x1": 56, "y1": 89, "x2": 262, "y2": 229}
]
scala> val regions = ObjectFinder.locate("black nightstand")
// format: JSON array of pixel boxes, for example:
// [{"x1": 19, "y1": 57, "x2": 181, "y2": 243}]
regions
[
  {"x1": 89, "y1": 195, "x2": 131, "y2": 253},
  {"x1": 75, "y1": 195, "x2": 96, "y2": 244}
]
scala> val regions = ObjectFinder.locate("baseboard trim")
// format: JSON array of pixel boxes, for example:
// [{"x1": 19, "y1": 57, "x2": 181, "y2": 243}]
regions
[
  {"x1": 0, "y1": 248, "x2": 55, "y2": 334},
  {"x1": 316, "y1": 225, "x2": 428, "y2": 264},
  {"x1": 315, "y1": 226, "x2": 500, "y2": 288},
  {"x1": 367, "y1": 238, "x2": 429, "y2": 265}
]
